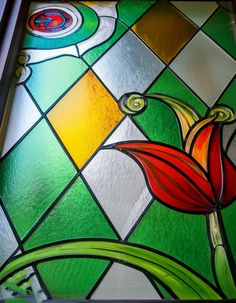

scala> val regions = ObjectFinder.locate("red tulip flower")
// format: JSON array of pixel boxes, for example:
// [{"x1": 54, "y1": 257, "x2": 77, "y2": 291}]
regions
[
  {"x1": 114, "y1": 95, "x2": 236, "y2": 214},
  {"x1": 114, "y1": 93, "x2": 236, "y2": 298},
  {"x1": 115, "y1": 117, "x2": 236, "y2": 214}
]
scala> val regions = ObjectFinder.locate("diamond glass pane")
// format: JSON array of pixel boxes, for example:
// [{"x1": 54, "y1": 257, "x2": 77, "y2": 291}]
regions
[{"x1": 0, "y1": 1, "x2": 236, "y2": 301}]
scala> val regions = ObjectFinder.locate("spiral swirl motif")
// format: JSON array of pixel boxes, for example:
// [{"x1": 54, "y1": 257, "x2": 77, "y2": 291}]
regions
[
  {"x1": 208, "y1": 106, "x2": 235, "y2": 123},
  {"x1": 119, "y1": 93, "x2": 147, "y2": 115}
]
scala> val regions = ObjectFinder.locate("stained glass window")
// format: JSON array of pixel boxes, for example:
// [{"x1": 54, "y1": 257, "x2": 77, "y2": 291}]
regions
[{"x1": 0, "y1": 1, "x2": 236, "y2": 301}]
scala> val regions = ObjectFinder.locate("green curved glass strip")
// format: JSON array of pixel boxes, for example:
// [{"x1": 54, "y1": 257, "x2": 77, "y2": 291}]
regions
[{"x1": 0, "y1": 240, "x2": 221, "y2": 300}]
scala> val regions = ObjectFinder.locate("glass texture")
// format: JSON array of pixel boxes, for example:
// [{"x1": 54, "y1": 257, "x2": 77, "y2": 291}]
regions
[
  {"x1": 1, "y1": 85, "x2": 41, "y2": 156},
  {"x1": 93, "y1": 31, "x2": 165, "y2": 99},
  {"x1": 117, "y1": 0, "x2": 155, "y2": 26},
  {"x1": 170, "y1": 31, "x2": 236, "y2": 105},
  {"x1": 91, "y1": 263, "x2": 161, "y2": 299},
  {"x1": 37, "y1": 258, "x2": 110, "y2": 299},
  {"x1": 0, "y1": 206, "x2": 18, "y2": 267},
  {"x1": 78, "y1": 17, "x2": 116, "y2": 55},
  {"x1": 203, "y1": 7, "x2": 236, "y2": 59},
  {"x1": 0, "y1": 1, "x2": 236, "y2": 301},
  {"x1": 83, "y1": 21, "x2": 128, "y2": 65},
  {"x1": 132, "y1": 1, "x2": 197, "y2": 64},
  {"x1": 83, "y1": 118, "x2": 151, "y2": 238},
  {"x1": 171, "y1": 1, "x2": 218, "y2": 26},
  {"x1": 21, "y1": 46, "x2": 78, "y2": 64},
  {"x1": 24, "y1": 177, "x2": 117, "y2": 250},
  {"x1": 26, "y1": 56, "x2": 88, "y2": 112},
  {"x1": 0, "y1": 120, "x2": 77, "y2": 238},
  {"x1": 47, "y1": 70, "x2": 123, "y2": 168},
  {"x1": 129, "y1": 202, "x2": 214, "y2": 284}
]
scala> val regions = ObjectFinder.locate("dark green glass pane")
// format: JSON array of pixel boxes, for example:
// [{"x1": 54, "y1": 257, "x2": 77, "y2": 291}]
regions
[
  {"x1": 83, "y1": 21, "x2": 128, "y2": 65},
  {"x1": 37, "y1": 258, "x2": 109, "y2": 300},
  {"x1": 129, "y1": 201, "x2": 215, "y2": 285},
  {"x1": 222, "y1": 201, "x2": 236, "y2": 263},
  {"x1": 134, "y1": 68, "x2": 208, "y2": 147},
  {"x1": 217, "y1": 76, "x2": 236, "y2": 111},
  {"x1": 0, "y1": 120, "x2": 76, "y2": 239},
  {"x1": 134, "y1": 99, "x2": 182, "y2": 148},
  {"x1": 24, "y1": 177, "x2": 117, "y2": 250},
  {"x1": 23, "y1": 4, "x2": 98, "y2": 49},
  {"x1": 117, "y1": 0, "x2": 155, "y2": 26},
  {"x1": 149, "y1": 68, "x2": 207, "y2": 115},
  {"x1": 154, "y1": 281, "x2": 172, "y2": 300},
  {"x1": 26, "y1": 56, "x2": 88, "y2": 112},
  {"x1": 203, "y1": 8, "x2": 236, "y2": 59}
]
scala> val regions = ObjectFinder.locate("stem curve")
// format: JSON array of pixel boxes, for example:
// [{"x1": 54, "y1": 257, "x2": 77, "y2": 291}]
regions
[{"x1": 0, "y1": 240, "x2": 221, "y2": 300}]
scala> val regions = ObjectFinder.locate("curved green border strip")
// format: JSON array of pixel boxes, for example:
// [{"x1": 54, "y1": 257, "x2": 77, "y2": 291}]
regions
[
  {"x1": 23, "y1": 4, "x2": 99, "y2": 49},
  {"x1": 0, "y1": 240, "x2": 221, "y2": 300}
]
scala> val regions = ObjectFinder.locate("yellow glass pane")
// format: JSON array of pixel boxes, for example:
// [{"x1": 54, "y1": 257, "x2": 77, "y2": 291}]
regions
[
  {"x1": 47, "y1": 70, "x2": 123, "y2": 168},
  {"x1": 132, "y1": 1, "x2": 197, "y2": 64}
]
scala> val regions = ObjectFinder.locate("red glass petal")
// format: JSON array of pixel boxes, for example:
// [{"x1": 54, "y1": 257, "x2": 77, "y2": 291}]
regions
[
  {"x1": 222, "y1": 154, "x2": 236, "y2": 207},
  {"x1": 190, "y1": 124, "x2": 223, "y2": 203},
  {"x1": 115, "y1": 142, "x2": 215, "y2": 213},
  {"x1": 208, "y1": 126, "x2": 224, "y2": 202}
]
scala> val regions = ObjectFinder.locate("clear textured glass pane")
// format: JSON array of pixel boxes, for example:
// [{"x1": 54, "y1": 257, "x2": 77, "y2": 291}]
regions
[{"x1": 0, "y1": 1, "x2": 236, "y2": 301}]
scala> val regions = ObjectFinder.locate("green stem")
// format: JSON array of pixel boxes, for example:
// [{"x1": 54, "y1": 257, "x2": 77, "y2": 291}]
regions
[
  {"x1": 208, "y1": 211, "x2": 236, "y2": 298},
  {"x1": 0, "y1": 240, "x2": 221, "y2": 300}
]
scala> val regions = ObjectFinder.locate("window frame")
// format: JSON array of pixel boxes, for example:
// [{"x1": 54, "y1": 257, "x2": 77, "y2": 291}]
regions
[{"x1": 0, "y1": 0, "x2": 30, "y2": 149}]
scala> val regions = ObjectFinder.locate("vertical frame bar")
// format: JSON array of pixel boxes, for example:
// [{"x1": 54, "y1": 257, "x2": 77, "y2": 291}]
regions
[{"x1": 0, "y1": 0, "x2": 30, "y2": 151}]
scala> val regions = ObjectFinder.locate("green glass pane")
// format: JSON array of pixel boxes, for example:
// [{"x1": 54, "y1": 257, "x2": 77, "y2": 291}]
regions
[
  {"x1": 83, "y1": 21, "x2": 128, "y2": 65},
  {"x1": 222, "y1": 201, "x2": 236, "y2": 263},
  {"x1": 37, "y1": 258, "x2": 109, "y2": 299},
  {"x1": 117, "y1": 0, "x2": 155, "y2": 26},
  {"x1": 0, "y1": 120, "x2": 76, "y2": 239},
  {"x1": 217, "y1": 76, "x2": 236, "y2": 111},
  {"x1": 149, "y1": 68, "x2": 207, "y2": 115},
  {"x1": 26, "y1": 56, "x2": 88, "y2": 112},
  {"x1": 134, "y1": 100, "x2": 181, "y2": 147},
  {"x1": 134, "y1": 68, "x2": 208, "y2": 147},
  {"x1": 23, "y1": 4, "x2": 98, "y2": 49},
  {"x1": 24, "y1": 177, "x2": 117, "y2": 250},
  {"x1": 203, "y1": 8, "x2": 236, "y2": 59},
  {"x1": 129, "y1": 201, "x2": 215, "y2": 285},
  {"x1": 154, "y1": 281, "x2": 172, "y2": 300}
]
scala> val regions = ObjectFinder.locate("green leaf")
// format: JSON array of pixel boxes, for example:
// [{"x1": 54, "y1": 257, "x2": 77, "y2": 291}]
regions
[
  {"x1": 214, "y1": 245, "x2": 236, "y2": 298},
  {"x1": 0, "y1": 240, "x2": 221, "y2": 300}
]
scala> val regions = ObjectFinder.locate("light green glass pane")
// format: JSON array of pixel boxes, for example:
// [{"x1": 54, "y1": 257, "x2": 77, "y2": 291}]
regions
[
  {"x1": 150, "y1": 68, "x2": 207, "y2": 115},
  {"x1": 134, "y1": 99, "x2": 182, "y2": 148},
  {"x1": 83, "y1": 21, "x2": 128, "y2": 65},
  {"x1": 222, "y1": 201, "x2": 236, "y2": 262},
  {"x1": 203, "y1": 8, "x2": 236, "y2": 59},
  {"x1": 217, "y1": 76, "x2": 236, "y2": 111},
  {"x1": 117, "y1": 0, "x2": 155, "y2": 26},
  {"x1": 129, "y1": 201, "x2": 215, "y2": 285},
  {"x1": 37, "y1": 258, "x2": 109, "y2": 300},
  {"x1": 0, "y1": 120, "x2": 76, "y2": 239},
  {"x1": 26, "y1": 56, "x2": 88, "y2": 112},
  {"x1": 24, "y1": 177, "x2": 117, "y2": 250},
  {"x1": 23, "y1": 4, "x2": 98, "y2": 49}
]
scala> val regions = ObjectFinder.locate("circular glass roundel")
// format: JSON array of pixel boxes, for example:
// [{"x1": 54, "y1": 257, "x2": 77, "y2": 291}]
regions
[{"x1": 27, "y1": 5, "x2": 82, "y2": 38}]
